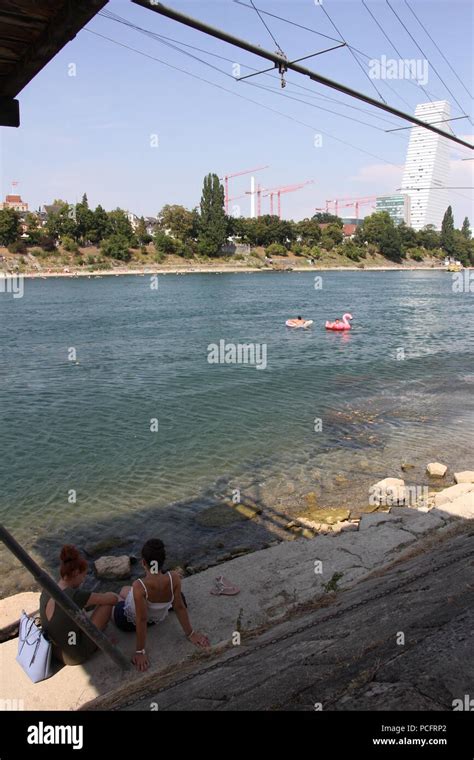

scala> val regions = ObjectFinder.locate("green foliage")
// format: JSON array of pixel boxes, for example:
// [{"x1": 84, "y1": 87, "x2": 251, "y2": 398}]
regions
[
  {"x1": 8, "y1": 239, "x2": 27, "y2": 254},
  {"x1": 461, "y1": 216, "x2": 471, "y2": 240},
  {"x1": 416, "y1": 225, "x2": 440, "y2": 250},
  {"x1": 343, "y1": 241, "x2": 366, "y2": 261},
  {"x1": 0, "y1": 208, "x2": 21, "y2": 245},
  {"x1": 356, "y1": 211, "x2": 403, "y2": 261},
  {"x1": 92, "y1": 205, "x2": 111, "y2": 243},
  {"x1": 100, "y1": 234, "x2": 132, "y2": 261},
  {"x1": 46, "y1": 201, "x2": 77, "y2": 240},
  {"x1": 135, "y1": 216, "x2": 152, "y2": 246},
  {"x1": 440, "y1": 206, "x2": 455, "y2": 256},
  {"x1": 311, "y1": 246, "x2": 322, "y2": 259},
  {"x1": 157, "y1": 204, "x2": 195, "y2": 241},
  {"x1": 312, "y1": 212, "x2": 341, "y2": 225},
  {"x1": 295, "y1": 217, "x2": 322, "y2": 245},
  {"x1": 39, "y1": 235, "x2": 57, "y2": 253},
  {"x1": 154, "y1": 231, "x2": 178, "y2": 254},
  {"x1": 62, "y1": 236, "x2": 79, "y2": 253},
  {"x1": 398, "y1": 221, "x2": 417, "y2": 253},
  {"x1": 24, "y1": 212, "x2": 42, "y2": 245},
  {"x1": 266, "y1": 242, "x2": 287, "y2": 256},
  {"x1": 198, "y1": 173, "x2": 228, "y2": 256},
  {"x1": 153, "y1": 251, "x2": 166, "y2": 263},
  {"x1": 406, "y1": 247, "x2": 425, "y2": 262},
  {"x1": 107, "y1": 209, "x2": 134, "y2": 242}
]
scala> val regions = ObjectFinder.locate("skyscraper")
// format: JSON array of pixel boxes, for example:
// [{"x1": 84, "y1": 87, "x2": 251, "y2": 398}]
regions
[{"x1": 401, "y1": 101, "x2": 451, "y2": 230}]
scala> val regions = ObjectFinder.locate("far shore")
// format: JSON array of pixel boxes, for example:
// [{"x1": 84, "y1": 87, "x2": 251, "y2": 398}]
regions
[{"x1": 5, "y1": 263, "x2": 466, "y2": 279}]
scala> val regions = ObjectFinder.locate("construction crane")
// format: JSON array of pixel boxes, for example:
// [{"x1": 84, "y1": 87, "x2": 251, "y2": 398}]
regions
[
  {"x1": 220, "y1": 165, "x2": 268, "y2": 214},
  {"x1": 325, "y1": 195, "x2": 378, "y2": 219},
  {"x1": 263, "y1": 180, "x2": 314, "y2": 219}
]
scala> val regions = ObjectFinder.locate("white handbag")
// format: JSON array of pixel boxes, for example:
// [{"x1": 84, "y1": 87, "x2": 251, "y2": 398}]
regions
[{"x1": 16, "y1": 611, "x2": 53, "y2": 683}]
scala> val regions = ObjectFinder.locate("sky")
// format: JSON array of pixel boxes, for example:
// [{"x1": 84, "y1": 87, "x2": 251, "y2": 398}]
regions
[{"x1": 1, "y1": 0, "x2": 473, "y2": 224}]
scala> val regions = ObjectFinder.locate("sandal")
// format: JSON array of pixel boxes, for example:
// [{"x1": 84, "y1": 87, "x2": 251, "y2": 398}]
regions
[{"x1": 210, "y1": 576, "x2": 240, "y2": 595}]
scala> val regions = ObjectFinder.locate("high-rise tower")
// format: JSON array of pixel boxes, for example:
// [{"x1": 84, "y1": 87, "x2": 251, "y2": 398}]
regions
[{"x1": 401, "y1": 101, "x2": 451, "y2": 230}]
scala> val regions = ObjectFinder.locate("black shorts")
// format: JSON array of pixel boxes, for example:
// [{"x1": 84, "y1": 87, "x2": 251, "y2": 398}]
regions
[{"x1": 113, "y1": 601, "x2": 157, "y2": 632}]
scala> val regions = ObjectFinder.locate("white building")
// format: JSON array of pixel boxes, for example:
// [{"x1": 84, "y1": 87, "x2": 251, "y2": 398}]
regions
[{"x1": 400, "y1": 101, "x2": 451, "y2": 231}]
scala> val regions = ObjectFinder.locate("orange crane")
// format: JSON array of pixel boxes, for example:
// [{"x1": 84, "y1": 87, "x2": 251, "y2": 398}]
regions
[
  {"x1": 263, "y1": 180, "x2": 314, "y2": 218},
  {"x1": 325, "y1": 195, "x2": 378, "y2": 218},
  {"x1": 220, "y1": 165, "x2": 268, "y2": 214}
]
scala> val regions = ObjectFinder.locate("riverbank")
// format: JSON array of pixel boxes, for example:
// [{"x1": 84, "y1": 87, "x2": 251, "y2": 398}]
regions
[{"x1": 0, "y1": 474, "x2": 472, "y2": 711}]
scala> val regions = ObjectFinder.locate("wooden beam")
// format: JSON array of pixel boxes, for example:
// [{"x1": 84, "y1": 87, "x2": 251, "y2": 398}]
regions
[{"x1": 0, "y1": 95, "x2": 19, "y2": 126}]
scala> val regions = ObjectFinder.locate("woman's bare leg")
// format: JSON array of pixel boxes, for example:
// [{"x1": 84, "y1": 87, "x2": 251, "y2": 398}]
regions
[{"x1": 91, "y1": 604, "x2": 113, "y2": 631}]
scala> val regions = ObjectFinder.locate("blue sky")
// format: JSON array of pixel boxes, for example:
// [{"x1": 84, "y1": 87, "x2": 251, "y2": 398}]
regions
[{"x1": 1, "y1": 0, "x2": 473, "y2": 223}]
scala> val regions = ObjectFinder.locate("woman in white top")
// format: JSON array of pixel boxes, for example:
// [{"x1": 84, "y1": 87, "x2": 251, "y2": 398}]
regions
[{"x1": 113, "y1": 538, "x2": 210, "y2": 671}]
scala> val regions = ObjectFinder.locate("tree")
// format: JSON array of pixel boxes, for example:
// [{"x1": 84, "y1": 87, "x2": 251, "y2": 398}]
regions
[
  {"x1": 295, "y1": 218, "x2": 322, "y2": 245},
  {"x1": 397, "y1": 221, "x2": 417, "y2": 252},
  {"x1": 46, "y1": 201, "x2": 77, "y2": 240},
  {"x1": 312, "y1": 212, "x2": 341, "y2": 225},
  {"x1": 107, "y1": 209, "x2": 134, "y2": 242},
  {"x1": 75, "y1": 196, "x2": 96, "y2": 245},
  {"x1": 416, "y1": 224, "x2": 440, "y2": 250},
  {"x1": 154, "y1": 231, "x2": 178, "y2": 254},
  {"x1": 24, "y1": 212, "x2": 42, "y2": 245},
  {"x1": 0, "y1": 208, "x2": 21, "y2": 246},
  {"x1": 198, "y1": 173, "x2": 227, "y2": 256},
  {"x1": 157, "y1": 204, "x2": 195, "y2": 241},
  {"x1": 136, "y1": 216, "x2": 152, "y2": 246},
  {"x1": 440, "y1": 206, "x2": 455, "y2": 256},
  {"x1": 91, "y1": 205, "x2": 110, "y2": 243},
  {"x1": 461, "y1": 216, "x2": 471, "y2": 240},
  {"x1": 100, "y1": 234, "x2": 131, "y2": 261}
]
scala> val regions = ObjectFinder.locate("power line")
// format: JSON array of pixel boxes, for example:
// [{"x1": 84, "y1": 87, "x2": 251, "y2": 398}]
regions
[
  {"x1": 317, "y1": 2, "x2": 387, "y2": 103},
  {"x1": 130, "y1": 0, "x2": 474, "y2": 150},
  {"x1": 385, "y1": 0, "x2": 472, "y2": 124},
  {"x1": 404, "y1": 0, "x2": 473, "y2": 101},
  {"x1": 84, "y1": 28, "x2": 406, "y2": 169},
  {"x1": 232, "y1": 0, "x2": 443, "y2": 110},
  {"x1": 249, "y1": 0, "x2": 283, "y2": 55},
  {"x1": 98, "y1": 10, "x2": 407, "y2": 134}
]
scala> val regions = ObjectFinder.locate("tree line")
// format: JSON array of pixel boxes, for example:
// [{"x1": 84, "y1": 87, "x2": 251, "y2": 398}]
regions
[{"x1": 0, "y1": 174, "x2": 472, "y2": 266}]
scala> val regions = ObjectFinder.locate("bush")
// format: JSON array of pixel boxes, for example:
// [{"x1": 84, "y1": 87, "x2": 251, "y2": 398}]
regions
[
  {"x1": 406, "y1": 247, "x2": 425, "y2": 262},
  {"x1": 100, "y1": 234, "x2": 132, "y2": 262},
  {"x1": 30, "y1": 248, "x2": 45, "y2": 258},
  {"x1": 39, "y1": 236, "x2": 57, "y2": 253},
  {"x1": 292, "y1": 242, "x2": 304, "y2": 255},
  {"x1": 62, "y1": 236, "x2": 79, "y2": 253},
  {"x1": 7, "y1": 240, "x2": 27, "y2": 254},
  {"x1": 182, "y1": 245, "x2": 195, "y2": 259},
  {"x1": 265, "y1": 242, "x2": 287, "y2": 257},
  {"x1": 153, "y1": 251, "x2": 166, "y2": 263},
  {"x1": 311, "y1": 246, "x2": 322, "y2": 259},
  {"x1": 154, "y1": 231, "x2": 178, "y2": 255}
]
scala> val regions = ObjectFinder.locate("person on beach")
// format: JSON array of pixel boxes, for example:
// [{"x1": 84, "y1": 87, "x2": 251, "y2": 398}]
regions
[
  {"x1": 39, "y1": 545, "x2": 119, "y2": 666},
  {"x1": 113, "y1": 538, "x2": 210, "y2": 672}
]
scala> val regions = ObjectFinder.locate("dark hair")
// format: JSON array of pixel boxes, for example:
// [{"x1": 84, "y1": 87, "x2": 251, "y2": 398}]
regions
[
  {"x1": 60, "y1": 544, "x2": 87, "y2": 578},
  {"x1": 141, "y1": 539, "x2": 166, "y2": 571}
]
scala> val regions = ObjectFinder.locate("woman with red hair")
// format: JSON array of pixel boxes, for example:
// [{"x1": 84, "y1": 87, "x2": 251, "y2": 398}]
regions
[{"x1": 39, "y1": 545, "x2": 119, "y2": 666}]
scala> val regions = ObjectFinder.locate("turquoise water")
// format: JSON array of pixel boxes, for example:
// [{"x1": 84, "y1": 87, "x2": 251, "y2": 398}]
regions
[{"x1": 0, "y1": 270, "x2": 473, "y2": 595}]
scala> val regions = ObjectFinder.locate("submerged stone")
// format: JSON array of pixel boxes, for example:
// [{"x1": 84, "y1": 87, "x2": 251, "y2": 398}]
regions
[{"x1": 196, "y1": 501, "x2": 261, "y2": 527}]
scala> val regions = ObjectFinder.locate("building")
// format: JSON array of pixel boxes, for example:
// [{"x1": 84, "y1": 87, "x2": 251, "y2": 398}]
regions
[
  {"x1": 341, "y1": 217, "x2": 364, "y2": 227},
  {"x1": 0, "y1": 193, "x2": 28, "y2": 212},
  {"x1": 375, "y1": 194, "x2": 411, "y2": 226},
  {"x1": 400, "y1": 101, "x2": 451, "y2": 230}
]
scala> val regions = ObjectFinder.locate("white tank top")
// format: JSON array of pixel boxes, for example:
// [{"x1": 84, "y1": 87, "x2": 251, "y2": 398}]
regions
[{"x1": 123, "y1": 573, "x2": 174, "y2": 624}]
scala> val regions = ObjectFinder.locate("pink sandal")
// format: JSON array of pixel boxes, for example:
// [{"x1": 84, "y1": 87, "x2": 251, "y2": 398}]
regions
[{"x1": 210, "y1": 576, "x2": 240, "y2": 595}]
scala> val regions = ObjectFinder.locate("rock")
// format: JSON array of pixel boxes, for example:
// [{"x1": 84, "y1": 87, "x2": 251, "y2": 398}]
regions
[
  {"x1": 297, "y1": 507, "x2": 351, "y2": 525},
  {"x1": 301, "y1": 528, "x2": 316, "y2": 539},
  {"x1": 370, "y1": 477, "x2": 406, "y2": 506},
  {"x1": 433, "y1": 491, "x2": 474, "y2": 519},
  {"x1": 433, "y1": 483, "x2": 474, "y2": 507},
  {"x1": 339, "y1": 521, "x2": 359, "y2": 533},
  {"x1": 84, "y1": 536, "x2": 132, "y2": 556},
  {"x1": 454, "y1": 471, "x2": 474, "y2": 484},
  {"x1": 426, "y1": 462, "x2": 447, "y2": 477},
  {"x1": 401, "y1": 463, "x2": 415, "y2": 472},
  {"x1": 359, "y1": 513, "x2": 401, "y2": 530},
  {"x1": 94, "y1": 555, "x2": 131, "y2": 580},
  {"x1": 0, "y1": 592, "x2": 40, "y2": 642},
  {"x1": 185, "y1": 566, "x2": 196, "y2": 575},
  {"x1": 305, "y1": 492, "x2": 318, "y2": 508},
  {"x1": 196, "y1": 501, "x2": 261, "y2": 527},
  {"x1": 172, "y1": 566, "x2": 185, "y2": 578},
  {"x1": 333, "y1": 474, "x2": 348, "y2": 486}
]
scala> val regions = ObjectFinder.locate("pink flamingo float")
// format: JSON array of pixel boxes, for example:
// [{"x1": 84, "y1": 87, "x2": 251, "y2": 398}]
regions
[{"x1": 325, "y1": 313, "x2": 353, "y2": 331}]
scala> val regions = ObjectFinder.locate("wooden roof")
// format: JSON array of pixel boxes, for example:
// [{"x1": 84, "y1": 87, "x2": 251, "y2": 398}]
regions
[{"x1": 0, "y1": 0, "x2": 107, "y2": 124}]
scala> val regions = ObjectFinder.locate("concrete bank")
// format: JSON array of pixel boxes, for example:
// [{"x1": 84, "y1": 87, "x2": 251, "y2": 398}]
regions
[{"x1": 1, "y1": 492, "x2": 472, "y2": 711}]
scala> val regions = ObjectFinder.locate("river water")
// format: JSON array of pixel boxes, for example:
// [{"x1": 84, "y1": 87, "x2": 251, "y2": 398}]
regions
[{"x1": 0, "y1": 270, "x2": 472, "y2": 596}]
